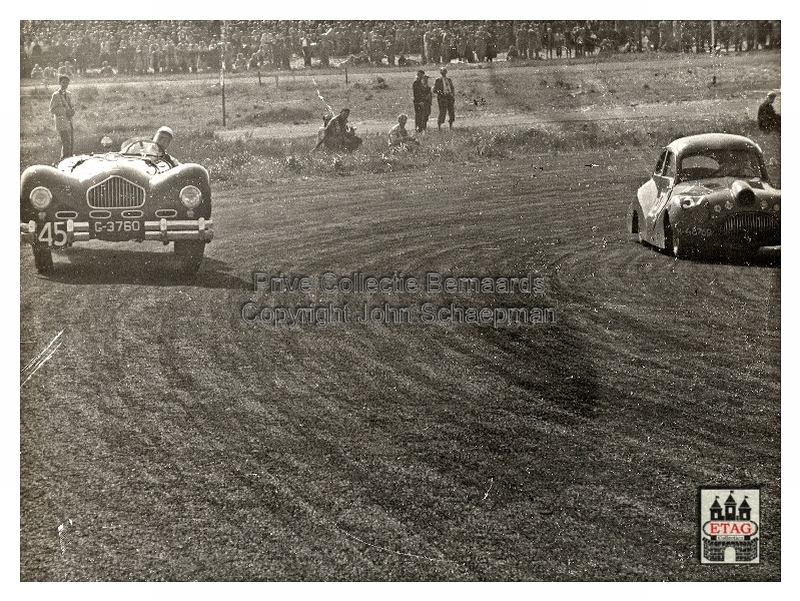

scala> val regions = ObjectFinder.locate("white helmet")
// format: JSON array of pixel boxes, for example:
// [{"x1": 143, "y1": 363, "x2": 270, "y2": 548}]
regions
[{"x1": 153, "y1": 126, "x2": 174, "y2": 149}]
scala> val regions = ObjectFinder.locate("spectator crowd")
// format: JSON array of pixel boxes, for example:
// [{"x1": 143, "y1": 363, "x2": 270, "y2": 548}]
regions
[{"x1": 21, "y1": 20, "x2": 781, "y2": 80}]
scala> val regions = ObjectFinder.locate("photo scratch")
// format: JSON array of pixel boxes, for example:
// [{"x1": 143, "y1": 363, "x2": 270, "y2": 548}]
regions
[
  {"x1": 482, "y1": 477, "x2": 494, "y2": 501},
  {"x1": 57, "y1": 518, "x2": 73, "y2": 558},
  {"x1": 336, "y1": 526, "x2": 462, "y2": 565},
  {"x1": 21, "y1": 329, "x2": 64, "y2": 387}
]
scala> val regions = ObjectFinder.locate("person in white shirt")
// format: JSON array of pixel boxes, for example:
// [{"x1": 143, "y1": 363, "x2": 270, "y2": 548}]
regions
[
  {"x1": 387, "y1": 114, "x2": 418, "y2": 149},
  {"x1": 433, "y1": 67, "x2": 455, "y2": 129}
]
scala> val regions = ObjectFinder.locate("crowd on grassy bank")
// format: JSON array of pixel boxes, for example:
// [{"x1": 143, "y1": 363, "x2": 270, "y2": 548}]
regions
[{"x1": 21, "y1": 20, "x2": 780, "y2": 81}]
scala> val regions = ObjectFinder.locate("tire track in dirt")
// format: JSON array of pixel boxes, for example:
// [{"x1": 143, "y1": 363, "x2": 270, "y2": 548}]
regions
[{"x1": 20, "y1": 147, "x2": 780, "y2": 580}]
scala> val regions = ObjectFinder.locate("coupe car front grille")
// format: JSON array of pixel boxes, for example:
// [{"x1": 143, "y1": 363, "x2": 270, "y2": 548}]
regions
[
  {"x1": 722, "y1": 213, "x2": 779, "y2": 243},
  {"x1": 87, "y1": 176, "x2": 145, "y2": 209}
]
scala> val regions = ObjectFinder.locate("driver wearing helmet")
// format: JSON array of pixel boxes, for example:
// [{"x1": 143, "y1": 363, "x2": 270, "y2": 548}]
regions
[{"x1": 153, "y1": 126, "x2": 179, "y2": 166}]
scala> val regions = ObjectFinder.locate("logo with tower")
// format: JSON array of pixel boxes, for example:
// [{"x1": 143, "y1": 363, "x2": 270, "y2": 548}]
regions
[{"x1": 699, "y1": 487, "x2": 760, "y2": 564}]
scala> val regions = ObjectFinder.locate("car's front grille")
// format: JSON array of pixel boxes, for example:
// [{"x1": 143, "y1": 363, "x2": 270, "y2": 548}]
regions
[
  {"x1": 722, "y1": 213, "x2": 779, "y2": 243},
  {"x1": 87, "y1": 176, "x2": 145, "y2": 209}
]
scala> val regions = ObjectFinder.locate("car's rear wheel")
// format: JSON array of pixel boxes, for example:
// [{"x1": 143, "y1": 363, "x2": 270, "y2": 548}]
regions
[
  {"x1": 32, "y1": 241, "x2": 53, "y2": 274},
  {"x1": 174, "y1": 240, "x2": 205, "y2": 275},
  {"x1": 631, "y1": 210, "x2": 646, "y2": 244}
]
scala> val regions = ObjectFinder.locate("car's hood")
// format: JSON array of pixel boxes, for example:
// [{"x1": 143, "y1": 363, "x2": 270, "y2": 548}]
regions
[
  {"x1": 59, "y1": 153, "x2": 171, "y2": 181},
  {"x1": 673, "y1": 177, "x2": 779, "y2": 198}
]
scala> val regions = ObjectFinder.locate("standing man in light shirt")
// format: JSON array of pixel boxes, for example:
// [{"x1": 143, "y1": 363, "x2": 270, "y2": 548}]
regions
[
  {"x1": 433, "y1": 67, "x2": 455, "y2": 130},
  {"x1": 49, "y1": 75, "x2": 75, "y2": 160}
]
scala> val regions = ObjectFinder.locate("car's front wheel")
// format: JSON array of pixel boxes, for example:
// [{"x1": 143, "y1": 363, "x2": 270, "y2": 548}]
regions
[
  {"x1": 31, "y1": 241, "x2": 53, "y2": 274},
  {"x1": 665, "y1": 219, "x2": 692, "y2": 259},
  {"x1": 174, "y1": 240, "x2": 205, "y2": 275}
]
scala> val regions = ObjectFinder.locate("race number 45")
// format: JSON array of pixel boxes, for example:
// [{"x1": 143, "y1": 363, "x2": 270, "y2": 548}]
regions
[{"x1": 37, "y1": 221, "x2": 68, "y2": 247}]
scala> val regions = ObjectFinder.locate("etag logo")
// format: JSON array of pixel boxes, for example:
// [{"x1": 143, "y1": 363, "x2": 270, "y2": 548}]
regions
[{"x1": 699, "y1": 488, "x2": 760, "y2": 564}]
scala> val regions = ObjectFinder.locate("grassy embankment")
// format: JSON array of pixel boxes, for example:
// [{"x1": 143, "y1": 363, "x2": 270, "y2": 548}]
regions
[{"x1": 20, "y1": 51, "x2": 781, "y2": 185}]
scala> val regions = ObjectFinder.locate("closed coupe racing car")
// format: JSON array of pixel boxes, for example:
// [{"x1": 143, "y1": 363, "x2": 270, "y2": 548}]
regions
[
  {"x1": 20, "y1": 134, "x2": 213, "y2": 275},
  {"x1": 627, "y1": 133, "x2": 780, "y2": 259}
]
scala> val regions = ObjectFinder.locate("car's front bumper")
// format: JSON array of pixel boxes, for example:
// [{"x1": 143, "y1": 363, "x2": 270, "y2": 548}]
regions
[{"x1": 20, "y1": 218, "x2": 214, "y2": 245}]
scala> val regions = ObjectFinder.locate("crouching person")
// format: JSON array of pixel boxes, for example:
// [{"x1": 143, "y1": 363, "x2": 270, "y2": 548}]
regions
[
  {"x1": 315, "y1": 108, "x2": 362, "y2": 152},
  {"x1": 316, "y1": 113, "x2": 332, "y2": 147},
  {"x1": 387, "y1": 114, "x2": 419, "y2": 150},
  {"x1": 757, "y1": 91, "x2": 781, "y2": 133}
]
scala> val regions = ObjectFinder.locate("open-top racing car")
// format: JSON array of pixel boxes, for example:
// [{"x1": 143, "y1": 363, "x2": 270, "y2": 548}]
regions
[{"x1": 20, "y1": 131, "x2": 213, "y2": 275}]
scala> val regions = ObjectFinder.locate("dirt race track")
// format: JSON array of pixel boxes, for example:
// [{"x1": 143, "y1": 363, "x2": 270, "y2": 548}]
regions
[{"x1": 19, "y1": 137, "x2": 780, "y2": 580}]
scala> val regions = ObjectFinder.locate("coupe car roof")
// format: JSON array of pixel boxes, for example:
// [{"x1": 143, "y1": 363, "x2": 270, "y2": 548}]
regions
[{"x1": 666, "y1": 133, "x2": 761, "y2": 156}]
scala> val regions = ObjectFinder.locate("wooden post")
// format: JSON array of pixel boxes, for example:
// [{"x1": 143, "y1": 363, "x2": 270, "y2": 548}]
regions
[
  {"x1": 711, "y1": 20, "x2": 715, "y2": 53},
  {"x1": 345, "y1": 67, "x2": 348, "y2": 85},
  {"x1": 222, "y1": 79, "x2": 226, "y2": 127}
]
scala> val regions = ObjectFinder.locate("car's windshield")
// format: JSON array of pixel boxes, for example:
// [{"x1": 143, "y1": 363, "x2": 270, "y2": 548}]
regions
[
  {"x1": 678, "y1": 149, "x2": 763, "y2": 181},
  {"x1": 121, "y1": 139, "x2": 163, "y2": 157}
]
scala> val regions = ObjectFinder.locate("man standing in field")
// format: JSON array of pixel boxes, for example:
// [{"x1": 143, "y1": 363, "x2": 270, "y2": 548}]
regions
[
  {"x1": 412, "y1": 70, "x2": 432, "y2": 133},
  {"x1": 49, "y1": 75, "x2": 75, "y2": 160},
  {"x1": 433, "y1": 67, "x2": 455, "y2": 130}
]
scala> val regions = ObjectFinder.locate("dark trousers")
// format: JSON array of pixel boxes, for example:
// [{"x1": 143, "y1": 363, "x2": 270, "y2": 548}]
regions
[
  {"x1": 437, "y1": 94, "x2": 455, "y2": 127},
  {"x1": 414, "y1": 102, "x2": 431, "y2": 131},
  {"x1": 342, "y1": 134, "x2": 362, "y2": 152},
  {"x1": 759, "y1": 113, "x2": 781, "y2": 133},
  {"x1": 324, "y1": 133, "x2": 362, "y2": 152},
  {"x1": 58, "y1": 125, "x2": 73, "y2": 159}
]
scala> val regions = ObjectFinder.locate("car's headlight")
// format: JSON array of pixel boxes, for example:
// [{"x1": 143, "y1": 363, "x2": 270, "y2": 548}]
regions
[
  {"x1": 29, "y1": 187, "x2": 53, "y2": 210},
  {"x1": 179, "y1": 185, "x2": 202, "y2": 209},
  {"x1": 678, "y1": 195, "x2": 705, "y2": 209}
]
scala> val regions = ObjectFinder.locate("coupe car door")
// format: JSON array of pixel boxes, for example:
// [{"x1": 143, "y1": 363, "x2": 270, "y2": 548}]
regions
[{"x1": 638, "y1": 150, "x2": 667, "y2": 233}]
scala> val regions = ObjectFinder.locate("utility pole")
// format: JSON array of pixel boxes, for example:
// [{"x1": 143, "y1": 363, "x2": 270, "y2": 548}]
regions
[
  {"x1": 711, "y1": 20, "x2": 715, "y2": 52},
  {"x1": 221, "y1": 20, "x2": 227, "y2": 127}
]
